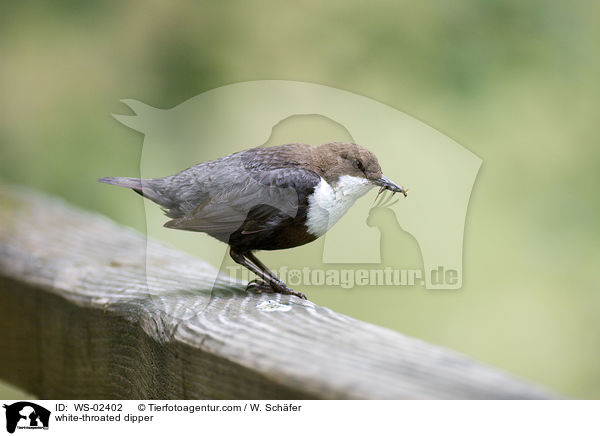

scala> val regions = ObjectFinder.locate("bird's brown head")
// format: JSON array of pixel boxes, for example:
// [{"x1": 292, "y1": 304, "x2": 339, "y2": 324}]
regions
[{"x1": 310, "y1": 142, "x2": 407, "y2": 196}]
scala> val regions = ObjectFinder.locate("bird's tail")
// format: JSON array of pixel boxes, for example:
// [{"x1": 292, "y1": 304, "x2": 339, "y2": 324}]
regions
[
  {"x1": 98, "y1": 176, "x2": 144, "y2": 191},
  {"x1": 98, "y1": 176, "x2": 172, "y2": 209}
]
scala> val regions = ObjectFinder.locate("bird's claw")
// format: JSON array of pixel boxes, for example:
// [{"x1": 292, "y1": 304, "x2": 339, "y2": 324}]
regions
[
  {"x1": 280, "y1": 288, "x2": 307, "y2": 300},
  {"x1": 246, "y1": 279, "x2": 307, "y2": 300},
  {"x1": 247, "y1": 279, "x2": 275, "y2": 294}
]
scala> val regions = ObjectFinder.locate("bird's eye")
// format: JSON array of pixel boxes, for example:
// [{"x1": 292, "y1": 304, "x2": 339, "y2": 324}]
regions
[{"x1": 353, "y1": 159, "x2": 365, "y2": 172}]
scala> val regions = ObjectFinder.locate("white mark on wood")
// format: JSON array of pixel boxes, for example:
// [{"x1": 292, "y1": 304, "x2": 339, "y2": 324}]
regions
[{"x1": 256, "y1": 300, "x2": 292, "y2": 312}]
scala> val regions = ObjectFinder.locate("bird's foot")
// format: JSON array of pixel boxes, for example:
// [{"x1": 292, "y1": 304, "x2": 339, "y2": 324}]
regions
[
  {"x1": 271, "y1": 280, "x2": 307, "y2": 299},
  {"x1": 246, "y1": 279, "x2": 307, "y2": 300},
  {"x1": 246, "y1": 279, "x2": 276, "y2": 295}
]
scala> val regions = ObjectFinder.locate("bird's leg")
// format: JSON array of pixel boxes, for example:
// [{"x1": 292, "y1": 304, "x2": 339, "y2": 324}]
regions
[
  {"x1": 242, "y1": 253, "x2": 279, "y2": 296},
  {"x1": 244, "y1": 251, "x2": 277, "y2": 278},
  {"x1": 229, "y1": 249, "x2": 275, "y2": 286},
  {"x1": 229, "y1": 248, "x2": 307, "y2": 299},
  {"x1": 244, "y1": 252, "x2": 307, "y2": 299}
]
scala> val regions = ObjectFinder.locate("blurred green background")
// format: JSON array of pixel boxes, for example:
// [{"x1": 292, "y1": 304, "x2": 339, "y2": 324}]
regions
[{"x1": 1, "y1": 0, "x2": 599, "y2": 399}]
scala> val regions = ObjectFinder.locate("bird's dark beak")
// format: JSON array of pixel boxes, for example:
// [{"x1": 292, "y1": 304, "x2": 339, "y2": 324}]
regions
[{"x1": 374, "y1": 175, "x2": 407, "y2": 197}]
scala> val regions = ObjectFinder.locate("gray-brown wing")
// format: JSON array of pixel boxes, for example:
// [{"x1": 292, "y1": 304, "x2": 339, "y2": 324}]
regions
[{"x1": 164, "y1": 166, "x2": 320, "y2": 238}]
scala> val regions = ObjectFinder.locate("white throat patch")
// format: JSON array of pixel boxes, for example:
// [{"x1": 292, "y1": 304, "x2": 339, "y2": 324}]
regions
[{"x1": 306, "y1": 175, "x2": 374, "y2": 237}]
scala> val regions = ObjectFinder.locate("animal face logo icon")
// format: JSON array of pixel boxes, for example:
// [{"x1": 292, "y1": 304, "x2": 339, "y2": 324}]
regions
[{"x1": 3, "y1": 402, "x2": 50, "y2": 433}]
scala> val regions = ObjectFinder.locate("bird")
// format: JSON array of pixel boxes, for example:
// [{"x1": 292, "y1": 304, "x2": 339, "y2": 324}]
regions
[{"x1": 99, "y1": 142, "x2": 406, "y2": 299}]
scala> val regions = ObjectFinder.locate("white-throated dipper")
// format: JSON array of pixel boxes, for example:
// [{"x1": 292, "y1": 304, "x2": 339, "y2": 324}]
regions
[{"x1": 99, "y1": 142, "x2": 406, "y2": 299}]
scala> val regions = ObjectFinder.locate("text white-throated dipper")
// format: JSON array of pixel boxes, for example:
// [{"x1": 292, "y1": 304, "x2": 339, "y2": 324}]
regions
[{"x1": 99, "y1": 142, "x2": 407, "y2": 299}]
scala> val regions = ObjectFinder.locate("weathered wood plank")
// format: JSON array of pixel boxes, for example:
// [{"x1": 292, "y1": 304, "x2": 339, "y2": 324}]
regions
[{"x1": 0, "y1": 184, "x2": 557, "y2": 399}]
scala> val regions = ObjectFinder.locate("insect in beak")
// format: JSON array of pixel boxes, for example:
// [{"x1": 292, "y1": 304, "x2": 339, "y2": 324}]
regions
[{"x1": 373, "y1": 175, "x2": 407, "y2": 202}]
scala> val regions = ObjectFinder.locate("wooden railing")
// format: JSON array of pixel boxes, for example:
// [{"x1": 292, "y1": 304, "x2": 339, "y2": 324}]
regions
[{"x1": 0, "y1": 184, "x2": 557, "y2": 399}]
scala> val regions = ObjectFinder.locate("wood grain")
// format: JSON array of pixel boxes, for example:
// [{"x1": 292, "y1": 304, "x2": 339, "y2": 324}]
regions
[{"x1": 0, "y1": 184, "x2": 557, "y2": 399}]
